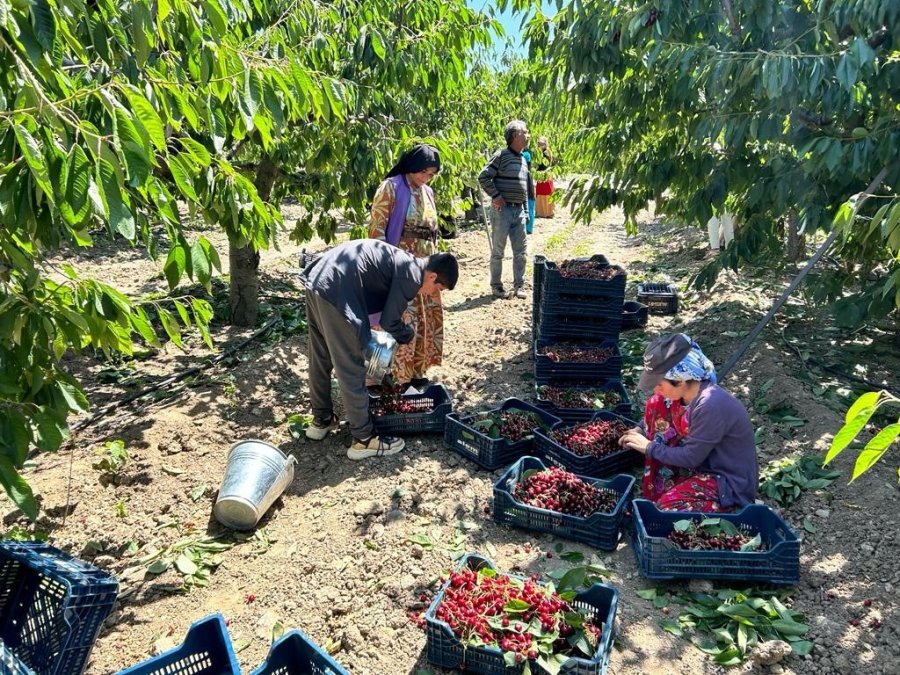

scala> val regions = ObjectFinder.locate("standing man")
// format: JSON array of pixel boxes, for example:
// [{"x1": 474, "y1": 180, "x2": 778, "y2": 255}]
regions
[
  {"x1": 300, "y1": 239, "x2": 459, "y2": 460},
  {"x1": 478, "y1": 120, "x2": 532, "y2": 299}
]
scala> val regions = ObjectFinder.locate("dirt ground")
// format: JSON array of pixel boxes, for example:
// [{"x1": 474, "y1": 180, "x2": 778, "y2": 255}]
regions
[{"x1": 6, "y1": 197, "x2": 899, "y2": 675}]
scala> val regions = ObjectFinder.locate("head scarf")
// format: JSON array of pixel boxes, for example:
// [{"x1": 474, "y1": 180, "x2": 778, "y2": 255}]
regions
[
  {"x1": 664, "y1": 335, "x2": 717, "y2": 384},
  {"x1": 386, "y1": 144, "x2": 441, "y2": 178}
]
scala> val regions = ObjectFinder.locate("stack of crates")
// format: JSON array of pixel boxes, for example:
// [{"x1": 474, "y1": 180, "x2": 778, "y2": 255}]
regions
[{"x1": 531, "y1": 254, "x2": 632, "y2": 422}]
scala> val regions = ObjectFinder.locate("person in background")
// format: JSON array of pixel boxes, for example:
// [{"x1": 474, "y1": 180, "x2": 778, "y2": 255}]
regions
[
  {"x1": 301, "y1": 239, "x2": 458, "y2": 460},
  {"x1": 478, "y1": 120, "x2": 532, "y2": 300},
  {"x1": 368, "y1": 144, "x2": 443, "y2": 389},
  {"x1": 522, "y1": 147, "x2": 536, "y2": 235},
  {"x1": 618, "y1": 333, "x2": 758, "y2": 511},
  {"x1": 534, "y1": 136, "x2": 555, "y2": 218}
]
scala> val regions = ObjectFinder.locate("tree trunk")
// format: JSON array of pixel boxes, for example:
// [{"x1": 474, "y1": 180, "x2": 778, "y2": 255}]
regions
[
  {"x1": 229, "y1": 154, "x2": 278, "y2": 326},
  {"x1": 786, "y1": 209, "x2": 805, "y2": 262}
]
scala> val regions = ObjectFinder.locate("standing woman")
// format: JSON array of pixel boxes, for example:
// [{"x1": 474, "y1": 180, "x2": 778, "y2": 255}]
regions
[
  {"x1": 534, "y1": 137, "x2": 555, "y2": 218},
  {"x1": 368, "y1": 144, "x2": 443, "y2": 388}
]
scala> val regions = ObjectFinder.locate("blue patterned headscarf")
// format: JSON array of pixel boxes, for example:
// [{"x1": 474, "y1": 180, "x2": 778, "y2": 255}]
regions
[{"x1": 664, "y1": 335, "x2": 717, "y2": 384}]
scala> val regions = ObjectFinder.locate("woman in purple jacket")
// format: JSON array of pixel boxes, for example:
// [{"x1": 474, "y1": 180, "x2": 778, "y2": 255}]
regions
[{"x1": 619, "y1": 333, "x2": 758, "y2": 512}]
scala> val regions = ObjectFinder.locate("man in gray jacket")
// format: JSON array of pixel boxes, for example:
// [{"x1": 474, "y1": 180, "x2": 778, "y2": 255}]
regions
[
  {"x1": 478, "y1": 120, "x2": 532, "y2": 299},
  {"x1": 300, "y1": 240, "x2": 458, "y2": 460}
]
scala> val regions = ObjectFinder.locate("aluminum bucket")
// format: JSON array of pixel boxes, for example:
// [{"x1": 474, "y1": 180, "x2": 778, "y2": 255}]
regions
[
  {"x1": 365, "y1": 330, "x2": 397, "y2": 381},
  {"x1": 213, "y1": 440, "x2": 297, "y2": 530}
]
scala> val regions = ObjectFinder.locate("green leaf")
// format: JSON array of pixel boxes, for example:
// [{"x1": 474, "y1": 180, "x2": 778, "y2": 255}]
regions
[
  {"x1": 174, "y1": 553, "x2": 198, "y2": 575},
  {"x1": 115, "y1": 108, "x2": 152, "y2": 186},
  {"x1": 30, "y1": 0, "x2": 56, "y2": 51},
  {"x1": 57, "y1": 380, "x2": 89, "y2": 413},
  {"x1": 168, "y1": 154, "x2": 198, "y2": 202},
  {"x1": 147, "y1": 558, "x2": 171, "y2": 574},
  {"x1": 97, "y1": 159, "x2": 135, "y2": 239},
  {"x1": 845, "y1": 391, "x2": 881, "y2": 424},
  {"x1": 789, "y1": 639, "x2": 814, "y2": 656},
  {"x1": 635, "y1": 588, "x2": 658, "y2": 600},
  {"x1": 13, "y1": 123, "x2": 54, "y2": 205},
  {"x1": 157, "y1": 307, "x2": 183, "y2": 348},
  {"x1": 851, "y1": 423, "x2": 900, "y2": 481},
  {"x1": 769, "y1": 619, "x2": 809, "y2": 636},
  {"x1": 370, "y1": 31, "x2": 386, "y2": 60},
  {"x1": 189, "y1": 484, "x2": 207, "y2": 502},
  {"x1": 124, "y1": 88, "x2": 166, "y2": 152},
  {"x1": 659, "y1": 619, "x2": 683, "y2": 637},
  {"x1": 824, "y1": 400, "x2": 879, "y2": 465},
  {"x1": 0, "y1": 457, "x2": 38, "y2": 520},
  {"x1": 191, "y1": 238, "x2": 211, "y2": 288},
  {"x1": 164, "y1": 244, "x2": 187, "y2": 289}
]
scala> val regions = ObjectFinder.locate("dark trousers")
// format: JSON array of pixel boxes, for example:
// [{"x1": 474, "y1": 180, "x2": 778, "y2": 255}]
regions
[{"x1": 305, "y1": 292, "x2": 373, "y2": 440}]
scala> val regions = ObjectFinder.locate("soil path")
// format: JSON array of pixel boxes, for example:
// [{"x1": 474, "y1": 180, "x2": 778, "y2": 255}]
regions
[{"x1": 7, "y1": 200, "x2": 899, "y2": 675}]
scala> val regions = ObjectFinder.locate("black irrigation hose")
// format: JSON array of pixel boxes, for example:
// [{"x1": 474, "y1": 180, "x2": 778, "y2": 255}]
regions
[
  {"x1": 71, "y1": 316, "x2": 280, "y2": 433},
  {"x1": 718, "y1": 166, "x2": 892, "y2": 381}
]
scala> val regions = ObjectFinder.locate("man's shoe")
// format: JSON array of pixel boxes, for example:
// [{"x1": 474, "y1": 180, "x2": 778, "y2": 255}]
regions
[
  {"x1": 305, "y1": 413, "x2": 339, "y2": 440},
  {"x1": 492, "y1": 286, "x2": 509, "y2": 299},
  {"x1": 513, "y1": 287, "x2": 527, "y2": 299},
  {"x1": 347, "y1": 435, "x2": 405, "y2": 460}
]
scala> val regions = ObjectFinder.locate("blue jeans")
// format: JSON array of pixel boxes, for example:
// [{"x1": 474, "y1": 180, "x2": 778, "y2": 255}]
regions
[{"x1": 489, "y1": 203, "x2": 527, "y2": 290}]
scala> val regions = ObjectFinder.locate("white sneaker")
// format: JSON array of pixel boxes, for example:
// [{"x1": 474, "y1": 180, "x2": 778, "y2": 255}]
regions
[
  {"x1": 305, "y1": 414, "x2": 338, "y2": 440},
  {"x1": 347, "y1": 435, "x2": 405, "y2": 460}
]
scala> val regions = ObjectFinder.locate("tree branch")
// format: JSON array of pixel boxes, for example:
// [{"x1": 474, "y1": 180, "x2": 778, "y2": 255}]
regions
[
  {"x1": 796, "y1": 108, "x2": 833, "y2": 128},
  {"x1": 720, "y1": 0, "x2": 742, "y2": 40}
]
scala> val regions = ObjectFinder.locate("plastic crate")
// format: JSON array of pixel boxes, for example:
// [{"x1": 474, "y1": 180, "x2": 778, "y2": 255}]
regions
[
  {"x1": 425, "y1": 554, "x2": 618, "y2": 675},
  {"x1": 532, "y1": 255, "x2": 545, "y2": 334},
  {"x1": 636, "y1": 283, "x2": 678, "y2": 315},
  {"x1": 369, "y1": 384, "x2": 452, "y2": 435},
  {"x1": 533, "y1": 339, "x2": 623, "y2": 384},
  {"x1": 630, "y1": 499, "x2": 801, "y2": 585},
  {"x1": 249, "y1": 629, "x2": 349, "y2": 675},
  {"x1": 493, "y1": 457, "x2": 635, "y2": 550},
  {"x1": 538, "y1": 289, "x2": 623, "y2": 320},
  {"x1": 443, "y1": 399, "x2": 562, "y2": 470},
  {"x1": 0, "y1": 542, "x2": 118, "y2": 675},
  {"x1": 534, "y1": 412, "x2": 643, "y2": 478},
  {"x1": 535, "y1": 308, "x2": 623, "y2": 342},
  {"x1": 541, "y1": 256, "x2": 626, "y2": 301},
  {"x1": 117, "y1": 614, "x2": 239, "y2": 675},
  {"x1": 0, "y1": 641, "x2": 35, "y2": 675},
  {"x1": 534, "y1": 381, "x2": 633, "y2": 423},
  {"x1": 621, "y1": 301, "x2": 648, "y2": 330}
]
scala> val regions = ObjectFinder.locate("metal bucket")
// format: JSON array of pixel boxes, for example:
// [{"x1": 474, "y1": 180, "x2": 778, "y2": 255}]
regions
[
  {"x1": 213, "y1": 440, "x2": 297, "y2": 530},
  {"x1": 365, "y1": 330, "x2": 397, "y2": 381}
]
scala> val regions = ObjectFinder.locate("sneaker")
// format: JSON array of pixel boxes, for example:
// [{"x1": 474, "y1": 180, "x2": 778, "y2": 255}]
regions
[
  {"x1": 513, "y1": 287, "x2": 527, "y2": 299},
  {"x1": 347, "y1": 434, "x2": 405, "y2": 460},
  {"x1": 492, "y1": 286, "x2": 509, "y2": 299},
  {"x1": 305, "y1": 413, "x2": 339, "y2": 440}
]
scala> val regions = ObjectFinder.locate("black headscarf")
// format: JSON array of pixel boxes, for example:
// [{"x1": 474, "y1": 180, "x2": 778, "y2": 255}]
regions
[{"x1": 386, "y1": 144, "x2": 441, "y2": 178}]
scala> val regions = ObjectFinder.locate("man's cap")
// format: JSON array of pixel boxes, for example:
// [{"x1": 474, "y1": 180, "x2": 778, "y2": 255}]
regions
[{"x1": 637, "y1": 333, "x2": 692, "y2": 392}]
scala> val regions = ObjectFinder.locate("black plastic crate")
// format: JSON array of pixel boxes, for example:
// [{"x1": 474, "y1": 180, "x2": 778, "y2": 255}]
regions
[
  {"x1": 369, "y1": 384, "x2": 452, "y2": 435},
  {"x1": 636, "y1": 283, "x2": 678, "y2": 315},
  {"x1": 532, "y1": 255, "x2": 545, "y2": 334},
  {"x1": 534, "y1": 381, "x2": 633, "y2": 423},
  {"x1": 493, "y1": 456, "x2": 635, "y2": 550},
  {"x1": 425, "y1": 554, "x2": 618, "y2": 675},
  {"x1": 621, "y1": 301, "x2": 648, "y2": 330},
  {"x1": 443, "y1": 398, "x2": 562, "y2": 470},
  {"x1": 534, "y1": 412, "x2": 643, "y2": 478},
  {"x1": 535, "y1": 307, "x2": 622, "y2": 342},
  {"x1": 0, "y1": 645, "x2": 34, "y2": 675},
  {"x1": 541, "y1": 256, "x2": 626, "y2": 300},
  {"x1": 533, "y1": 339, "x2": 623, "y2": 384},
  {"x1": 117, "y1": 614, "x2": 239, "y2": 675},
  {"x1": 538, "y1": 289, "x2": 623, "y2": 320},
  {"x1": 250, "y1": 628, "x2": 349, "y2": 675},
  {"x1": 631, "y1": 499, "x2": 800, "y2": 585},
  {"x1": 0, "y1": 542, "x2": 118, "y2": 675}
]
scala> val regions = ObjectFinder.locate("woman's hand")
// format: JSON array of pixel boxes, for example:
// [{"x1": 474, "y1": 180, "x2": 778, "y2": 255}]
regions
[{"x1": 618, "y1": 428, "x2": 650, "y2": 454}]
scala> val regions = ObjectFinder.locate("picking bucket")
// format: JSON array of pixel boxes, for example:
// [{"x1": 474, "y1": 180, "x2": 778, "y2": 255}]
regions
[
  {"x1": 214, "y1": 440, "x2": 296, "y2": 530},
  {"x1": 365, "y1": 330, "x2": 397, "y2": 381}
]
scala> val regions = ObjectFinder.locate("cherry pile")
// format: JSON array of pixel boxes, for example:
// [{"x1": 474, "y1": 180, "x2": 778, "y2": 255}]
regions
[
  {"x1": 667, "y1": 520, "x2": 766, "y2": 551},
  {"x1": 550, "y1": 419, "x2": 632, "y2": 458},
  {"x1": 557, "y1": 260, "x2": 623, "y2": 280},
  {"x1": 539, "y1": 344, "x2": 615, "y2": 364},
  {"x1": 433, "y1": 566, "x2": 602, "y2": 664},
  {"x1": 371, "y1": 384, "x2": 434, "y2": 416},
  {"x1": 513, "y1": 466, "x2": 619, "y2": 516},
  {"x1": 471, "y1": 409, "x2": 548, "y2": 442},
  {"x1": 538, "y1": 386, "x2": 622, "y2": 410}
]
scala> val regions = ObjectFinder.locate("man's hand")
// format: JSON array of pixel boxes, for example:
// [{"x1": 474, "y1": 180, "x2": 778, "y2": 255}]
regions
[
  {"x1": 618, "y1": 427, "x2": 650, "y2": 454},
  {"x1": 492, "y1": 196, "x2": 505, "y2": 211}
]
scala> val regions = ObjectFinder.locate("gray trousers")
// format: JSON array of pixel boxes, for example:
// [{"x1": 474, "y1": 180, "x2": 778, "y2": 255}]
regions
[
  {"x1": 489, "y1": 203, "x2": 527, "y2": 290},
  {"x1": 305, "y1": 292, "x2": 373, "y2": 440}
]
